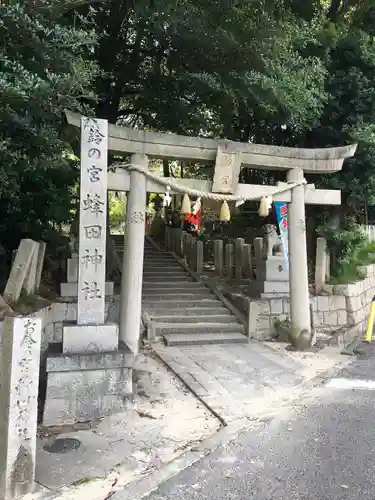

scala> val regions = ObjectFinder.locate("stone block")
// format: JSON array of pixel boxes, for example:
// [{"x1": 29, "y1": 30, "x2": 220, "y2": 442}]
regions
[
  {"x1": 347, "y1": 296, "x2": 361, "y2": 313},
  {"x1": 248, "y1": 280, "x2": 289, "y2": 296},
  {"x1": 317, "y1": 296, "x2": 330, "y2": 312},
  {"x1": 313, "y1": 311, "x2": 324, "y2": 327},
  {"x1": 62, "y1": 322, "x2": 118, "y2": 353},
  {"x1": 248, "y1": 302, "x2": 271, "y2": 340},
  {"x1": 35, "y1": 241, "x2": 46, "y2": 290},
  {"x1": 329, "y1": 295, "x2": 346, "y2": 311},
  {"x1": 43, "y1": 367, "x2": 132, "y2": 426},
  {"x1": 270, "y1": 299, "x2": 283, "y2": 315},
  {"x1": 43, "y1": 345, "x2": 137, "y2": 426},
  {"x1": 323, "y1": 311, "x2": 338, "y2": 326},
  {"x1": 337, "y1": 310, "x2": 348, "y2": 326},
  {"x1": 23, "y1": 242, "x2": 39, "y2": 294},
  {"x1": 282, "y1": 300, "x2": 290, "y2": 314},
  {"x1": 4, "y1": 239, "x2": 39, "y2": 302},
  {"x1": 60, "y1": 281, "x2": 114, "y2": 298},
  {"x1": 348, "y1": 309, "x2": 366, "y2": 326},
  {"x1": 46, "y1": 346, "x2": 140, "y2": 372},
  {"x1": 257, "y1": 257, "x2": 289, "y2": 282},
  {"x1": 334, "y1": 283, "x2": 360, "y2": 297},
  {"x1": 0, "y1": 316, "x2": 42, "y2": 499},
  {"x1": 322, "y1": 284, "x2": 334, "y2": 295},
  {"x1": 310, "y1": 297, "x2": 318, "y2": 312},
  {"x1": 67, "y1": 258, "x2": 78, "y2": 283}
]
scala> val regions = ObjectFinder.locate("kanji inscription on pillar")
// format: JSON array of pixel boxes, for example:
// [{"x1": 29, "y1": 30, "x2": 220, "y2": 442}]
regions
[
  {"x1": 78, "y1": 117, "x2": 108, "y2": 325},
  {"x1": 0, "y1": 316, "x2": 42, "y2": 498}
]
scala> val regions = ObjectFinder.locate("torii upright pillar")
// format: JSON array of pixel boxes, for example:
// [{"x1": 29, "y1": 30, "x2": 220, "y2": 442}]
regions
[
  {"x1": 119, "y1": 153, "x2": 148, "y2": 354},
  {"x1": 287, "y1": 167, "x2": 311, "y2": 340}
]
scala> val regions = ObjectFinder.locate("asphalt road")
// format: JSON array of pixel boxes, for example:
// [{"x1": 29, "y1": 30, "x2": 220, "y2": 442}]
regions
[{"x1": 144, "y1": 345, "x2": 375, "y2": 500}]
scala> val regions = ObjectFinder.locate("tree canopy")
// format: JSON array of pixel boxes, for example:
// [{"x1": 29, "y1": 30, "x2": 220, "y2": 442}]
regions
[
  {"x1": 2, "y1": 0, "x2": 375, "y2": 263},
  {"x1": 0, "y1": 2, "x2": 97, "y2": 255}
]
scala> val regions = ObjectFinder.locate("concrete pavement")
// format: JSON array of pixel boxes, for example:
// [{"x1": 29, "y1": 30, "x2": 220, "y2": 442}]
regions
[{"x1": 135, "y1": 343, "x2": 375, "y2": 500}]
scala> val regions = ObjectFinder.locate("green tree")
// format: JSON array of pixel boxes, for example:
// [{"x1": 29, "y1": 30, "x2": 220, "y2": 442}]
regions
[
  {"x1": 0, "y1": 3, "x2": 98, "y2": 256},
  {"x1": 72, "y1": 0, "x2": 327, "y2": 138}
]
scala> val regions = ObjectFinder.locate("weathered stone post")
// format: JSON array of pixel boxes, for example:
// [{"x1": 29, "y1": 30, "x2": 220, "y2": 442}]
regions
[
  {"x1": 287, "y1": 168, "x2": 311, "y2": 338},
  {"x1": 0, "y1": 316, "x2": 42, "y2": 499},
  {"x1": 120, "y1": 153, "x2": 148, "y2": 353},
  {"x1": 315, "y1": 237, "x2": 328, "y2": 294}
]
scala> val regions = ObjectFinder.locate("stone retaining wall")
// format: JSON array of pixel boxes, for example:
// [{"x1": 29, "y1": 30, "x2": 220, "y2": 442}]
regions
[{"x1": 250, "y1": 263, "x2": 375, "y2": 343}]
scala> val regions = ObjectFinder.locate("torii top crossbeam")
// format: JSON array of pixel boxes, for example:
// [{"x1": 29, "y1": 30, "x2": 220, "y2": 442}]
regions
[{"x1": 66, "y1": 111, "x2": 356, "y2": 174}]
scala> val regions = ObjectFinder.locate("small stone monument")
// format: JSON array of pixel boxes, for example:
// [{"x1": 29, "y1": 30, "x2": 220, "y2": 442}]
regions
[
  {"x1": 44, "y1": 117, "x2": 134, "y2": 426},
  {"x1": 0, "y1": 316, "x2": 42, "y2": 499},
  {"x1": 248, "y1": 225, "x2": 289, "y2": 298}
]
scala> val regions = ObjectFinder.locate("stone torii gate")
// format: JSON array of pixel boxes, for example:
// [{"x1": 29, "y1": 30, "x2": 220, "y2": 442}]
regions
[{"x1": 66, "y1": 111, "x2": 356, "y2": 351}]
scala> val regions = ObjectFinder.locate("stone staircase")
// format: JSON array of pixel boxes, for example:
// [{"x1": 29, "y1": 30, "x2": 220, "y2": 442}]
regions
[{"x1": 141, "y1": 240, "x2": 248, "y2": 346}]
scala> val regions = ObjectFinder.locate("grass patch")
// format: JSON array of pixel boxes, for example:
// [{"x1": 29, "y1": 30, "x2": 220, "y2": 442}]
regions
[{"x1": 71, "y1": 476, "x2": 102, "y2": 486}]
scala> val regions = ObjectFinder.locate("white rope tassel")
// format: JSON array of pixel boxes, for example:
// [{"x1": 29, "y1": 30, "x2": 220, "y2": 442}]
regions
[
  {"x1": 258, "y1": 196, "x2": 273, "y2": 217},
  {"x1": 193, "y1": 197, "x2": 201, "y2": 214},
  {"x1": 163, "y1": 186, "x2": 172, "y2": 207}
]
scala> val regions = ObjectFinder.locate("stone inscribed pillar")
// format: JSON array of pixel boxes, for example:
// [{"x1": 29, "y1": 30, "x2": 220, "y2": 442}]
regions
[
  {"x1": 77, "y1": 117, "x2": 108, "y2": 325},
  {"x1": 61, "y1": 117, "x2": 117, "y2": 353},
  {"x1": 59, "y1": 119, "x2": 113, "y2": 300},
  {"x1": 0, "y1": 316, "x2": 42, "y2": 500}
]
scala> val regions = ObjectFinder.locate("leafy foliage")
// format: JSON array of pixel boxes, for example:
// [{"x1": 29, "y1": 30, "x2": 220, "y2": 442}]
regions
[
  {"x1": 316, "y1": 216, "x2": 371, "y2": 282},
  {"x1": 0, "y1": 3, "x2": 98, "y2": 255}
]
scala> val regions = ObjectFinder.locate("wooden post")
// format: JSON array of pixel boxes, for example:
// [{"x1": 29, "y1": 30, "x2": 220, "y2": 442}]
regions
[
  {"x1": 196, "y1": 240, "x2": 204, "y2": 273},
  {"x1": 186, "y1": 233, "x2": 193, "y2": 266},
  {"x1": 235, "y1": 238, "x2": 244, "y2": 280},
  {"x1": 214, "y1": 239, "x2": 224, "y2": 276},
  {"x1": 224, "y1": 243, "x2": 234, "y2": 278},
  {"x1": 242, "y1": 244, "x2": 252, "y2": 279},
  {"x1": 287, "y1": 168, "x2": 311, "y2": 339},
  {"x1": 253, "y1": 237, "x2": 263, "y2": 279},
  {"x1": 181, "y1": 231, "x2": 188, "y2": 260},
  {"x1": 119, "y1": 153, "x2": 148, "y2": 354},
  {"x1": 191, "y1": 238, "x2": 197, "y2": 271}
]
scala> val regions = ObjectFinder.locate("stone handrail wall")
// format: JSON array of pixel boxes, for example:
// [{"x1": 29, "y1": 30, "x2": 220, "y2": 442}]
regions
[{"x1": 164, "y1": 226, "x2": 253, "y2": 280}]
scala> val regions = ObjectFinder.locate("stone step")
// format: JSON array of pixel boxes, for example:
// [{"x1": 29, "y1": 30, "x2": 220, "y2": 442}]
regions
[
  {"x1": 142, "y1": 274, "x2": 194, "y2": 282},
  {"x1": 143, "y1": 268, "x2": 186, "y2": 274},
  {"x1": 150, "y1": 314, "x2": 239, "y2": 324},
  {"x1": 143, "y1": 299, "x2": 221, "y2": 309},
  {"x1": 143, "y1": 280, "x2": 198, "y2": 287},
  {"x1": 146, "y1": 306, "x2": 228, "y2": 317},
  {"x1": 144, "y1": 256, "x2": 177, "y2": 262},
  {"x1": 143, "y1": 263, "x2": 183, "y2": 270},
  {"x1": 142, "y1": 283, "x2": 206, "y2": 295},
  {"x1": 143, "y1": 292, "x2": 213, "y2": 301},
  {"x1": 163, "y1": 332, "x2": 248, "y2": 346},
  {"x1": 154, "y1": 322, "x2": 246, "y2": 335}
]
